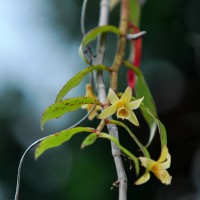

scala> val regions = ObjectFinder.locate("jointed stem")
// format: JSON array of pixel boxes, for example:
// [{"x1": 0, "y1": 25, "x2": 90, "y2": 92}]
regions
[
  {"x1": 95, "y1": 1, "x2": 129, "y2": 200},
  {"x1": 111, "y1": 0, "x2": 129, "y2": 91}
]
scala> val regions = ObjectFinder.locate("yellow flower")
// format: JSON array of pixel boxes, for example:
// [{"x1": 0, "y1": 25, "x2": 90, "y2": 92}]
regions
[
  {"x1": 135, "y1": 145, "x2": 172, "y2": 185},
  {"x1": 81, "y1": 84, "x2": 101, "y2": 120},
  {"x1": 98, "y1": 87, "x2": 143, "y2": 126}
]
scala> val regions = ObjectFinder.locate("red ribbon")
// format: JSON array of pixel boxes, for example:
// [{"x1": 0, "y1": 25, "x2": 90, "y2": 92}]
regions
[{"x1": 127, "y1": 23, "x2": 142, "y2": 90}]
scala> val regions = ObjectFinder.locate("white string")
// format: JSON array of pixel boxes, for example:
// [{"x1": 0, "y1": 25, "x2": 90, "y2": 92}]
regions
[{"x1": 14, "y1": 105, "x2": 96, "y2": 200}]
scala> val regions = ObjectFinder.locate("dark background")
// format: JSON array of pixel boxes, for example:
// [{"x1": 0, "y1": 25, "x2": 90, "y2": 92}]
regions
[{"x1": 1, "y1": 0, "x2": 200, "y2": 199}]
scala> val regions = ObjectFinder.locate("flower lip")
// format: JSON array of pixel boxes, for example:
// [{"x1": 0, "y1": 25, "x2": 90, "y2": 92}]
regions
[
  {"x1": 117, "y1": 107, "x2": 130, "y2": 119},
  {"x1": 152, "y1": 164, "x2": 172, "y2": 185},
  {"x1": 98, "y1": 87, "x2": 143, "y2": 126}
]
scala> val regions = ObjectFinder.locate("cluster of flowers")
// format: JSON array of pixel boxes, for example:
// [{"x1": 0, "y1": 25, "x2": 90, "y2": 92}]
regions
[{"x1": 82, "y1": 84, "x2": 172, "y2": 185}]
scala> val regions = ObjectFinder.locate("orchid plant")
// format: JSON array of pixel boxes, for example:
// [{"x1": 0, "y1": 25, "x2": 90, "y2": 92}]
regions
[{"x1": 14, "y1": 1, "x2": 172, "y2": 200}]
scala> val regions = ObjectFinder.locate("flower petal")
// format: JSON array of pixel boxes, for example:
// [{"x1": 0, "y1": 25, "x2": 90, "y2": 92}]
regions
[
  {"x1": 127, "y1": 97, "x2": 144, "y2": 110},
  {"x1": 128, "y1": 111, "x2": 139, "y2": 126},
  {"x1": 81, "y1": 104, "x2": 88, "y2": 109},
  {"x1": 139, "y1": 157, "x2": 156, "y2": 169},
  {"x1": 152, "y1": 165, "x2": 172, "y2": 185},
  {"x1": 160, "y1": 154, "x2": 171, "y2": 169},
  {"x1": 135, "y1": 173, "x2": 150, "y2": 185},
  {"x1": 158, "y1": 145, "x2": 169, "y2": 163},
  {"x1": 108, "y1": 88, "x2": 119, "y2": 104},
  {"x1": 88, "y1": 109, "x2": 98, "y2": 120},
  {"x1": 85, "y1": 84, "x2": 94, "y2": 97},
  {"x1": 160, "y1": 170, "x2": 172, "y2": 185},
  {"x1": 98, "y1": 104, "x2": 117, "y2": 119},
  {"x1": 120, "y1": 87, "x2": 132, "y2": 103}
]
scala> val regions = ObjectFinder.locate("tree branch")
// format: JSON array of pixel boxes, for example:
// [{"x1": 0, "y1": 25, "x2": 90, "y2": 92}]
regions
[{"x1": 95, "y1": 0, "x2": 128, "y2": 200}]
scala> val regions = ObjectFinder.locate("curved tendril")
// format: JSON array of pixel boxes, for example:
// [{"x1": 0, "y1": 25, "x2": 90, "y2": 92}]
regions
[
  {"x1": 14, "y1": 105, "x2": 96, "y2": 200},
  {"x1": 81, "y1": 0, "x2": 88, "y2": 36},
  {"x1": 14, "y1": 136, "x2": 49, "y2": 200}
]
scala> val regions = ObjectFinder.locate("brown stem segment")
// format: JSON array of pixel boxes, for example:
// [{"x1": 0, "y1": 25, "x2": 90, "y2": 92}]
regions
[
  {"x1": 110, "y1": 0, "x2": 129, "y2": 91},
  {"x1": 96, "y1": 120, "x2": 105, "y2": 133}
]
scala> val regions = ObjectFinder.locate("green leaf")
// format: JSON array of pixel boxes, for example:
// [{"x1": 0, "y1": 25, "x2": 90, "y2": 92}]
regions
[
  {"x1": 35, "y1": 127, "x2": 94, "y2": 159},
  {"x1": 108, "y1": 120, "x2": 150, "y2": 158},
  {"x1": 99, "y1": 132, "x2": 140, "y2": 175},
  {"x1": 130, "y1": 0, "x2": 141, "y2": 26},
  {"x1": 79, "y1": 25, "x2": 120, "y2": 64},
  {"x1": 56, "y1": 65, "x2": 110, "y2": 102},
  {"x1": 41, "y1": 97, "x2": 103, "y2": 129},
  {"x1": 81, "y1": 133, "x2": 98, "y2": 149},
  {"x1": 123, "y1": 61, "x2": 157, "y2": 146},
  {"x1": 123, "y1": 61, "x2": 157, "y2": 115},
  {"x1": 139, "y1": 103, "x2": 167, "y2": 147}
]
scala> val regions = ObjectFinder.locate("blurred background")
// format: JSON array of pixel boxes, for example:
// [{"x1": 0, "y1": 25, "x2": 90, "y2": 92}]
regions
[{"x1": 1, "y1": 0, "x2": 200, "y2": 199}]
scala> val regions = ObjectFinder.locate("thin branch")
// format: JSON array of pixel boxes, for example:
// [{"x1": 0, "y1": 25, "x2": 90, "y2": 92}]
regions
[
  {"x1": 107, "y1": 122, "x2": 128, "y2": 200},
  {"x1": 81, "y1": 0, "x2": 96, "y2": 85},
  {"x1": 110, "y1": 0, "x2": 129, "y2": 91},
  {"x1": 95, "y1": 0, "x2": 128, "y2": 200},
  {"x1": 81, "y1": 0, "x2": 88, "y2": 36}
]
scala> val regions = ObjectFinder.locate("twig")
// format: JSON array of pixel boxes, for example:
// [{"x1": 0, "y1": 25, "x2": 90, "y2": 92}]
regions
[
  {"x1": 107, "y1": 122, "x2": 128, "y2": 199},
  {"x1": 81, "y1": 0, "x2": 88, "y2": 36},
  {"x1": 110, "y1": 0, "x2": 129, "y2": 91},
  {"x1": 95, "y1": 0, "x2": 128, "y2": 200},
  {"x1": 81, "y1": 0, "x2": 95, "y2": 86}
]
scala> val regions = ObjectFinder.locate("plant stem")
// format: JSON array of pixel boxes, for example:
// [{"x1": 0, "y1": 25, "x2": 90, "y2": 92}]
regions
[
  {"x1": 95, "y1": 0, "x2": 128, "y2": 200},
  {"x1": 110, "y1": 0, "x2": 129, "y2": 91}
]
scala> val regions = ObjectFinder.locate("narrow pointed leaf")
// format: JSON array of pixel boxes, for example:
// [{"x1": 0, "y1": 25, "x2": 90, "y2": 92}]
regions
[
  {"x1": 56, "y1": 65, "x2": 110, "y2": 102},
  {"x1": 129, "y1": 0, "x2": 141, "y2": 26},
  {"x1": 41, "y1": 97, "x2": 103, "y2": 129},
  {"x1": 139, "y1": 103, "x2": 167, "y2": 147},
  {"x1": 99, "y1": 133, "x2": 140, "y2": 175},
  {"x1": 81, "y1": 133, "x2": 97, "y2": 149},
  {"x1": 79, "y1": 25, "x2": 120, "y2": 64},
  {"x1": 35, "y1": 127, "x2": 94, "y2": 159},
  {"x1": 123, "y1": 61, "x2": 157, "y2": 145},
  {"x1": 108, "y1": 119, "x2": 150, "y2": 158},
  {"x1": 123, "y1": 61, "x2": 157, "y2": 115}
]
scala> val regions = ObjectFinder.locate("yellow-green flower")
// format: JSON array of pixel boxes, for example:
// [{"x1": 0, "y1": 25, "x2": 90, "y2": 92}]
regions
[
  {"x1": 135, "y1": 145, "x2": 172, "y2": 185},
  {"x1": 98, "y1": 87, "x2": 143, "y2": 126},
  {"x1": 81, "y1": 84, "x2": 101, "y2": 120}
]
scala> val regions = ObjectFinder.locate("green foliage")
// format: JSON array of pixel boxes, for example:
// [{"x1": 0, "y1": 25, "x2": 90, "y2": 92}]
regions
[
  {"x1": 79, "y1": 25, "x2": 120, "y2": 64},
  {"x1": 56, "y1": 65, "x2": 110, "y2": 102},
  {"x1": 139, "y1": 103, "x2": 167, "y2": 147},
  {"x1": 129, "y1": 0, "x2": 141, "y2": 26},
  {"x1": 123, "y1": 61, "x2": 158, "y2": 146},
  {"x1": 99, "y1": 133, "x2": 140, "y2": 175},
  {"x1": 108, "y1": 119, "x2": 150, "y2": 158},
  {"x1": 35, "y1": 127, "x2": 94, "y2": 159},
  {"x1": 123, "y1": 61, "x2": 157, "y2": 115},
  {"x1": 14, "y1": 1, "x2": 173, "y2": 198},
  {"x1": 41, "y1": 97, "x2": 103, "y2": 129},
  {"x1": 81, "y1": 133, "x2": 98, "y2": 149}
]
